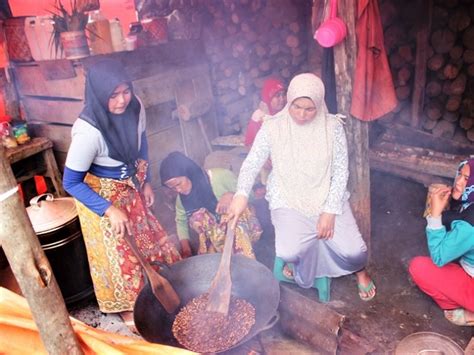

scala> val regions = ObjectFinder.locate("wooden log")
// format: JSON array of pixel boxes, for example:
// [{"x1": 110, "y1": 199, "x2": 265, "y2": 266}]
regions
[
  {"x1": 411, "y1": 0, "x2": 432, "y2": 129},
  {"x1": 427, "y1": 53, "x2": 445, "y2": 71},
  {"x1": 425, "y1": 101, "x2": 443, "y2": 120},
  {"x1": 460, "y1": 116, "x2": 474, "y2": 130},
  {"x1": 423, "y1": 116, "x2": 438, "y2": 130},
  {"x1": 426, "y1": 80, "x2": 442, "y2": 97},
  {"x1": 397, "y1": 67, "x2": 412, "y2": 86},
  {"x1": 370, "y1": 140, "x2": 462, "y2": 179},
  {"x1": 445, "y1": 95, "x2": 462, "y2": 112},
  {"x1": 384, "y1": 25, "x2": 405, "y2": 54},
  {"x1": 449, "y1": 45, "x2": 464, "y2": 60},
  {"x1": 432, "y1": 119, "x2": 456, "y2": 139},
  {"x1": 398, "y1": 45, "x2": 414, "y2": 62},
  {"x1": 467, "y1": 127, "x2": 474, "y2": 142},
  {"x1": 443, "y1": 63, "x2": 460, "y2": 79},
  {"x1": 285, "y1": 34, "x2": 300, "y2": 49},
  {"x1": 0, "y1": 147, "x2": 83, "y2": 354},
  {"x1": 396, "y1": 85, "x2": 411, "y2": 100},
  {"x1": 449, "y1": 73, "x2": 467, "y2": 95},
  {"x1": 334, "y1": 0, "x2": 371, "y2": 249},
  {"x1": 463, "y1": 26, "x2": 474, "y2": 50},
  {"x1": 443, "y1": 110, "x2": 459, "y2": 122},
  {"x1": 432, "y1": 6, "x2": 449, "y2": 28},
  {"x1": 389, "y1": 52, "x2": 405, "y2": 69},
  {"x1": 278, "y1": 285, "x2": 344, "y2": 354},
  {"x1": 464, "y1": 49, "x2": 474, "y2": 63},
  {"x1": 431, "y1": 29, "x2": 456, "y2": 54},
  {"x1": 448, "y1": 9, "x2": 471, "y2": 32}
]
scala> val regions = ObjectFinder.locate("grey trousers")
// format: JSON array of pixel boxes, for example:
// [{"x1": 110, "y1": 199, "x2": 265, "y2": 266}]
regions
[{"x1": 271, "y1": 201, "x2": 368, "y2": 288}]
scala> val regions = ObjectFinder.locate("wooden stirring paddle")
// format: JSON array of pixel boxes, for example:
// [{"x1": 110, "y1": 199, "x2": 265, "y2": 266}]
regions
[
  {"x1": 206, "y1": 225, "x2": 235, "y2": 315},
  {"x1": 124, "y1": 232, "x2": 180, "y2": 314}
]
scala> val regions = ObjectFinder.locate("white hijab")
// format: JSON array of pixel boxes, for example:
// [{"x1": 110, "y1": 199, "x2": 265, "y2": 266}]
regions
[{"x1": 264, "y1": 73, "x2": 336, "y2": 217}]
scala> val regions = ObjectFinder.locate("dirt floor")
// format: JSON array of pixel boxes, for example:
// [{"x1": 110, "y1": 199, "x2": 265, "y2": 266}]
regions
[{"x1": 66, "y1": 169, "x2": 472, "y2": 353}]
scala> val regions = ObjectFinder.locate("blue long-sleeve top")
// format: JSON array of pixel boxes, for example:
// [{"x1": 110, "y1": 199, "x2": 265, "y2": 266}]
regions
[
  {"x1": 426, "y1": 206, "x2": 474, "y2": 276},
  {"x1": 63, "y1": 102, "x2": 148, "y2": 216}
]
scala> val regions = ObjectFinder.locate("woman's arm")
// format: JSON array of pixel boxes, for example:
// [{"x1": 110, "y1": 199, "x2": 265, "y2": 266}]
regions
[
  {"x1": 322, "y1": 121, "x2": 349, "y2": 215},
  {"x1": 175, "y1": 195, "x2": 192, "y2": 257},
  {"x1": 426, "y1": 217, "x2": 474, "y2": 266}
]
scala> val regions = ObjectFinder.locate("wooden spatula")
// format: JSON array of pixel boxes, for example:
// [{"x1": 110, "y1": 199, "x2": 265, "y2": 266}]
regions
[
  {"x1": 206, "y1": 225, "x2": 235, "y2": 315},
  {"x1": 124, "y1": 232, "x2": 180, "y2": 314}
]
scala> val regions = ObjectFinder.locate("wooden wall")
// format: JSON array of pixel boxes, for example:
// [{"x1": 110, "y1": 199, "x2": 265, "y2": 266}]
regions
[{"x1": 11, "y1": 40, "x2": 218, "y2": 192}]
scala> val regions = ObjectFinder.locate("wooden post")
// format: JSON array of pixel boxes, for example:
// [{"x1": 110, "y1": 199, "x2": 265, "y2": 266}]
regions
[
  {"x1": 411, "y1": 0, "x2": 433, "y2": 128},
  {"x1": 0, "y1": 146, "x2": 83, "y2": 354},
  {"x1": 333, "y1": 0, "x2": 371, "y2": 253}
]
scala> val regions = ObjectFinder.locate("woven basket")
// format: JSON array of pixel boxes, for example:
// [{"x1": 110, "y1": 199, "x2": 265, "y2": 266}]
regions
[{"x1": 4, "y1": 17, "x2": 33, "y2": 62}]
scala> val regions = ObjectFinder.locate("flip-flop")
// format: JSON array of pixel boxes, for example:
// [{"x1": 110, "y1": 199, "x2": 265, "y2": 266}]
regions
[
  {"x1": 444, "y1": 309, "x2": 474, "y2": 326},
  {"x1": 358, "y1": 280, "x2": 376, "y2": 301}
]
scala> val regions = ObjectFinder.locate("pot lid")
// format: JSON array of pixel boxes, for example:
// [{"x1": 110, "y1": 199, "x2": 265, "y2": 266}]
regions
[
  {"x1": 395, "y1": 332, "x2": 463, "y2": 355},
  {"x1": 26, "y1": 194, "x2": 77, "y2": 234}
]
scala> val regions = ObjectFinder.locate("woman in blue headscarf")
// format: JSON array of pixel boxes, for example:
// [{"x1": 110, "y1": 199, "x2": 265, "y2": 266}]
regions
[
  {"x1": 409, "y1": 158, "x2": 474, "y2": 327},
  {"x1": 63, "y1": 59, "x2": 181, "y2": 328}
]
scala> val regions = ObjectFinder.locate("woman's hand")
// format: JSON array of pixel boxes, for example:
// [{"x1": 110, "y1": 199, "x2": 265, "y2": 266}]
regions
[
  {"x1": 105, "y1": 205, "x2": 131, "y2": 237},
  {"x1": 430, "y1": 185, "x2": 452, "y2": 217},
  {"x1": 216, "y1": 192, "x2": 234, "y2": 214},
  {"x1": 180, "y1": 239, "x2": 193, "y2": 258},
  {"x1": 226, "y1": 195, "x2": 248, "y2": 230},
  {"x1": 142, "y1": 182, "x2": 155, "y2": 207},
  {"x1": 317, "y1": 213, "x2": 336, "y2": 240}
]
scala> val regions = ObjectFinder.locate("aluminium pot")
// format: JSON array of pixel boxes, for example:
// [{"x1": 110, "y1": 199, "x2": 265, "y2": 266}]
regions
[
  {"x1": 26, "y1": 193, "x2": 94, "y2": 305},
  {"x1": 134, "y1": 253, "x2": 280, "y2": 352}
]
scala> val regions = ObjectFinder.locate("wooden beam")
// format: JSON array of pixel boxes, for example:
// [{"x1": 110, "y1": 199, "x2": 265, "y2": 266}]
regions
[
  {"x1": 411, "y1": 0, "x2": 433, "y2": 128},
  {"x1": 0, "y1": 146, "x2": 83, "y2": 354},
  {"x1": 334, "y1": 0, "x2": 371, "y2": 250}
]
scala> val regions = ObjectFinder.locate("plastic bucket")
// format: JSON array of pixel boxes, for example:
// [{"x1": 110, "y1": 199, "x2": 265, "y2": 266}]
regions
[
  {"x1": 314, "y1": 17, "x2": 347, "y2": 48},
  {"x1": 60, "y1": 31, "x2": 90, "y2": 59}
]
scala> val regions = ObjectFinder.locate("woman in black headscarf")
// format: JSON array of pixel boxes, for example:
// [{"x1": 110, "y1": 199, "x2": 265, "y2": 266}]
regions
[
  {"x1": 160, "y1": 151, "x2": 262, "y2": 259},
  {"x1": 63, "y1": 59, "x2": 181, "y2": 329}
]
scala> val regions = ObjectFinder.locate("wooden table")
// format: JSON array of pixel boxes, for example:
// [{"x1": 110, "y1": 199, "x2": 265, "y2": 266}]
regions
[{"x1": 5, "y1": 137, "x2": 66, "y2": 197}]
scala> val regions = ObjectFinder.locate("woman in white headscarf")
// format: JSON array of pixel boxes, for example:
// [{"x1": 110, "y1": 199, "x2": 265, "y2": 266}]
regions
[{"x1": 228, "y1": 73, "x2": 376, "y2": 301}]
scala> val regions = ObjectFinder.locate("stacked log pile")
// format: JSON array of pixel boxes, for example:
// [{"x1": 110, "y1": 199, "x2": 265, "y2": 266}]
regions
[
  {"x1": 381, "y1": 0, "x2": 474, "y2": 144},
  {"x1": 201, "y1": 0, "x2": 312, "y2": 135}
]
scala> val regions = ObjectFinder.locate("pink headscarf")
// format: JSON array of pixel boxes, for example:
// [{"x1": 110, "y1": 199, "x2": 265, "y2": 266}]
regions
[{"x1": 261, "y1": 78, "x2": 285, "y2": 115}]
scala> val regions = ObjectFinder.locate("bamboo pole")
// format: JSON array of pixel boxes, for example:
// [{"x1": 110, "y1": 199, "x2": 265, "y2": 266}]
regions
[
  {"x1": 333, "y1": 0, "x2": 371, "y2": 254},
  {"x1": 0, "y1": 145, "x2": 83, "y2": 354}
]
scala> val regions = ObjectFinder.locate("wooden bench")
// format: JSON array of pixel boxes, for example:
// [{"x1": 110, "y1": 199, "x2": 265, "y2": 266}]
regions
[{"x1": 6, "y1": 137, "x2": 66, "y2": 197}]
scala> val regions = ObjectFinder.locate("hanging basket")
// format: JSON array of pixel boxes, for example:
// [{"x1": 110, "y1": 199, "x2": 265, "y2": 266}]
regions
[
  {"x1": 60, "y1": 30, "x2": 90, "y2": 60},
  {"x1": 4, "y1": 17, "x2": 34, "y2": 62}
]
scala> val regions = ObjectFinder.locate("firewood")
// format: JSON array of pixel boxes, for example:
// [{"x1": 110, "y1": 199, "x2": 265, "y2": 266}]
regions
[
  {"x1": 390, "y1": 52, "x2": 406, "y2": 69},
  {"x1": 427, "y1": 54, "x2": 445, "y2": 71},
  {"x1": 396, "y1": 85, "x2": 411, "y2": 100},
  {"x1": 289, "y1": 22, "x2": 300, "y2": 34},
  {"x1": 468, "y1": 63, "x2": 474, "y2": 77},
  {"x1": 431, "y1": 29, "x2": 456, "y2": 54},
  {"x1": 238, "y1": 85, "x2": 246, "y2": 96},
  {"x1": 380, "y1": 1, "x2": 398, "y2": 28},
  {"x1": 449, "y1": 46, "x2": 464, "y2": 60},
  {"x1": 443, "y1": 63, "x2": 460, "y2": 79},
  {"x1": 255, "y1": 43, "x2": 268, "y2": 57},
  {"x1": 423, "y1": 117, "x2": 438, "y2": 130},
  {"x1": 426, "y1": 101, "x2": 443, "y2": 120},
  {"x1": 227, "y1": 24, "x2": 238, "y2": 35},
  {"x1": 432, "y1": 6, "x2": 449, "y2": 28},
  {"x1": 269, "y1": 43, "x2": 280, "y2": 56},
  {"x1": 398, "y1": 105, "x2": 412, "y2": 125},
  {"x1": 426, "y1": 80, "x2": 442, "y2": 97},
  {"x1": 448, "y1": 9, "x2": 471, "y2": 32},
  {"x1": 464, "y1": 49, "x2": 474, "y2": 63},
  {"x1": 460, "y1": 116, "x2": 474, "y2": 130},
  {"x1": 449, "y1": 73, "x2": 467, "y2": 94},
  {"x1": 250, "y1": 0, "x2": 263, "y2": 12},
  {"x1": 384, "y1": 25, "x2": 406, "y2": 54},
  {"x1": 432, "y1": 119, "x2": 456, "y2": 139},
  {"x1": 443, "y1": 111, "x2": 459, "y2": 122},
  {"x1": 463, "y1": 27, "x2": 474, "y2": 49},
  {"x1": 467, "y1": 127, "x2": 474, "y2": 142},
  {"x1": 280, "y1": 67, "x2": 291, "y2": 79},
  {"x1": 285, "y1": 34, "x2": 300, "y2": 48},
  {"x1": 445, "y1": 95, "x2": 462, "y2": 112},
  {"x1": 397, "y1": 67, "x2": 412, "y2": 86},
  {"x1": 453, "y1": 129, "x2": 471, "y2": 145},
  {"x1": 291, "y1": 46, "x2": 303, "y2": 57},
  {"x1": 398, "y1": 45, "x2": 413, "y2": 62},
  {"x1": 258, "y1": 60, "x2": 272, "y2": 74}
]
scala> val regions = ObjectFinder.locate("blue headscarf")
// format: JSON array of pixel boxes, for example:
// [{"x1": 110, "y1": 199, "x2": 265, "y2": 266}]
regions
[{"x1": 456, "y1": 158, "x2": 474, "y2": 211}]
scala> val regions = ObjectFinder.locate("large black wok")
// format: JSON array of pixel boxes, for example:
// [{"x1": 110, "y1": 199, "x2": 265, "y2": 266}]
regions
[{"x1": 134, "y1": 254, "x2": 280, "y2": 352}]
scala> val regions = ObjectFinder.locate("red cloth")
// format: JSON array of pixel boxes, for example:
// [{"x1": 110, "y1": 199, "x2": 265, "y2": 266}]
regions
[
  {"x1": 244, "y1": 78, "x2": 285, "y2": 147},
  {"x1": 350, "y1": 0, "x2": 397, "y2": 121},
  {"x1": 409, "y1": 256, "x2": 474, "y2": 311}
]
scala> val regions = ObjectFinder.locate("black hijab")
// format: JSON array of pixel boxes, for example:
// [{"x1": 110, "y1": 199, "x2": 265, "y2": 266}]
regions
[
  {"x1": 80, "y1": 59, "x2": 141, "y2": 170},
  {"x1": 160, "y1": 152, "x2": 218, "y2": 217}
]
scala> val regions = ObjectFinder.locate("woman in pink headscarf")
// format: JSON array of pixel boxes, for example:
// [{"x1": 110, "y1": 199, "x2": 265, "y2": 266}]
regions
[{"x1": 244, "y1": 78, "x2": 286, "y2": 147}]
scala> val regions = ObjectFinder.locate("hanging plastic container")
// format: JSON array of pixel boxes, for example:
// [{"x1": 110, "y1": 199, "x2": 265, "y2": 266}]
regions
[
  {"x1": 314, "y1": 0, "x2": 347, "y2": 48},
  {"x1": 109, "y1": 18, "x2": 125, "y2": 52},
  {"x1": 87, "y1": 10, "x2": 114, "y2": 55}
]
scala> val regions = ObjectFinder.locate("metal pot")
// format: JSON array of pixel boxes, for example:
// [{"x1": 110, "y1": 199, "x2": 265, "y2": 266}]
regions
[
  {"x1": 134, "y1": 254, "x2": 280, "y2": 352},
  {"x1": 26, "y1": 193, "x2": 94, "y2": 305}
]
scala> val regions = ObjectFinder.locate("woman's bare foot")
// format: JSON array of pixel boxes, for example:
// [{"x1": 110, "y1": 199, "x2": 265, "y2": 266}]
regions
[
  {"x1": 356, "y1": 269, "x2": 376, "y2": 301},
  {"x1": 282, "y1": 264, "x2": 294, "y2": 280},
  {"x1": 444, "y1": 308, "x2": 474, "y2": 326}
]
